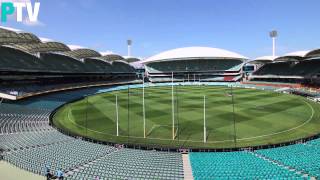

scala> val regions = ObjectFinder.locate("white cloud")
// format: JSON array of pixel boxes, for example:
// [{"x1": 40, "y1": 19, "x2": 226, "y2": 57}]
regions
[
  {"x1": 100, "y1": 51, "x2": 116, "y2": 56},
  {"x1": 0, "y1": 25, "x2": 22, "y2": 32},
  {"x1": 67, "y1": 44, "x2": 86, "y2": 50},
  {"x1": 39, "y1": 37, "x2": 54, "y2": 42},
  {"x1": 22, "y1": 18, "x2": 45, "y2": 26}
]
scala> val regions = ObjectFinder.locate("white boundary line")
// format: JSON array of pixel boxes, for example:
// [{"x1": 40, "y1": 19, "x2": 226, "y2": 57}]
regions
[
  {"x1": 146, "y1": 124, "x2": 159, "y2": 136},
  {"x1": 64, "y1": 90, "x2": 315, "y2": 144}
]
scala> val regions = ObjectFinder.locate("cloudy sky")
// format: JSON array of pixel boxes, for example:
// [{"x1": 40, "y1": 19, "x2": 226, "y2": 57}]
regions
[{"x1": 2, "y1": 0, "x2": 320, "y2": 59}]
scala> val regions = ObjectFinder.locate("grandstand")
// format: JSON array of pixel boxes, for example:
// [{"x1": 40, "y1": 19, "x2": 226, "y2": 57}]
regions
[
  {"x1": 0, "y1": 26, "x2": 137, "y2": 100},
  {"x1": 142, "y1": 47, "x2": 247, "y2": 82},
  {"x1": 244, "y1": 56, "x2": 278, "y2": 75},
  {"x1": 250, "y1": 49, "x2": 320, "y2": 85}
]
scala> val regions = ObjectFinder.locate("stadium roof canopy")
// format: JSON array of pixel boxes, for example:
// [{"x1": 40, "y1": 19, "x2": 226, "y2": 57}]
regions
[
  {"x1": 62, "y1": 49, "x2": 102, "y2": 59},
  {"x1": 0, "y1": 29, "x2": 41, "y2": 44},
  {"x1": 142, "y1": 47, "x2": 248, "y2": 64},
  {"x1": 7, "y1": 42, "x2": 71, "y2": 54},
  {"x1": 99, "y1": 54, "x2": 125, "y2": 61},
  {"x1": 249, "y1": 56, "x2": 278, "y2": 64},
  {"x1": 274, "y1": 50, "x2": 309, "y2": 62}
]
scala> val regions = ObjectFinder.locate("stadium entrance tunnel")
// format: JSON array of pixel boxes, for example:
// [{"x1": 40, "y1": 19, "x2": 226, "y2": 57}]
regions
[{"x1": 51, "y1": 83, "x2": 320, "y2": 151}]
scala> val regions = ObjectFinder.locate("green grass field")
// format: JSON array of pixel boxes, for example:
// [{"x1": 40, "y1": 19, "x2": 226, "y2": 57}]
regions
[{"x1": 53, "y1": 85, "x2": 320, "y2": 149}]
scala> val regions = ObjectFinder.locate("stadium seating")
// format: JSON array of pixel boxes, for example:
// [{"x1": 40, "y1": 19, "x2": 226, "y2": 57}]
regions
[
  {"x1": 190, "y1": 151, "x2": 302, "y2": 179},
  {"x1": 257, "y1": 140, "x2": 320, "y2": 178},
  {"x1": 253, "y1": 58, "x2": 320, "y2": 77},
  {"x1": 111, "y1": 60, "x2": 136, "y2": 73},
  {"x1": 146, "y1": 59, "x2": 243, "y2": 73},
  {"x1": 69, "y1": 149, "x2": 184, "y2": 179},
  {"x1": 253, "y1": 62, "x2": 295, "y2": 76},
  {"x1": 0, "y1": 104, "x2": 51, "y2": 133},
  {"x1": 0, "y1": 85, "x2": 185, "y2": 179},
  {"x1": 3, "y1": 139, "x2": 116, "y2": 175},
  {"x1": 145, "y1": 59, "x2": 243, "y2": 82},
  {"x1": 290, "y1": 60, "x2": 320, "y2": 76},
  {"x1": 0, "y1": 131, "x2": 72, "y2": 150},
  {"x1": 39, "y1": 53, "x2": 88, "y2": 73},
  {"x1": 0, "y1": 48, "x2": 136, "y2": 74},
  {"x1": 0, "y1": 46, "x2": 48, "y2": 72},
  {"x1": 83, "y1": 58, "x2": 113, "y2": 73}
]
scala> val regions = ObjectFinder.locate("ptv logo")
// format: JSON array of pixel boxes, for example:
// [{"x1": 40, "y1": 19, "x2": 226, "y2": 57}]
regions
[{"x1": 1, "y1": 2, "x2": 40, "y2": 22}]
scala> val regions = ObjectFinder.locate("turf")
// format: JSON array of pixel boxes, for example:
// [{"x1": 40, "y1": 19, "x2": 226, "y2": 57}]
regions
[{"x1": 53, "y1": 85, "x2": 320, "y2": 149}]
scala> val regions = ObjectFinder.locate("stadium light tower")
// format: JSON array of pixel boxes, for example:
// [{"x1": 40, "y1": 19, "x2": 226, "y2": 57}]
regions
[
  {"x1": 127, "y1": 39, "x2": 132, "y2": 57},
  {"x1": 269, "y1": 30, "x2": 278, "y2": 58}
]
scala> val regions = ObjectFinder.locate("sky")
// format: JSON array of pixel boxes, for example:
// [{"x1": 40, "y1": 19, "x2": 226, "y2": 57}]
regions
[{"x1": 2, "y1": 0, "x2": 320, "y2": 59}]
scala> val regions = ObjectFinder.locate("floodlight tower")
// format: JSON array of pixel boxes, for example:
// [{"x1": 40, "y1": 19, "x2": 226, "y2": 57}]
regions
[
  {"x1": 269, "y1": 30, "x2": 278, "y2": 58},
  {"x1": 127, "y1": 39, "x2": 132, "y2": 57}
]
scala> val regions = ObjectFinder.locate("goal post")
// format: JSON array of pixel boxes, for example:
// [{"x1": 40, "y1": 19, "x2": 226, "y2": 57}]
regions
[
  {"x1": 203, "y1": 95, "x2": 207, "y2": 143},
  {"x1": 230, "y1": 85, "x2": 237, "y2": 147},
  {"x1": 143, "y1": 75, "x2": 146, "y2": 138},
  {"x1": 172, "y1": 72, "x2": 175, "y2": 140},
  {"x1": 115, "y1": 94, "x2": 119, "y2": 136}
]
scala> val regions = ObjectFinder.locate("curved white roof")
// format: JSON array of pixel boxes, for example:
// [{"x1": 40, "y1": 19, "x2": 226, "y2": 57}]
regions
[
  {"x1": 246, "y1": 56, "x2": 278, "y2": 64},
  {"x1": 284, "y1": 50, "x2": 310, "y2": 57},
  {"x1": 142, "y1": 47, "x2": 247, "y2": 64},
  {"x1": 305, "y1": 48, "x2": 320, "y2": 58},
  {"x1": 254, "y1": 56, "x2": 278, "y2": 61}
]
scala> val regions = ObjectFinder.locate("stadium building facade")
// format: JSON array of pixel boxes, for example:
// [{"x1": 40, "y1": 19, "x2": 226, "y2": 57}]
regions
[{"x1": 142, "y1": 47, "x2": 247, "y2": 82}]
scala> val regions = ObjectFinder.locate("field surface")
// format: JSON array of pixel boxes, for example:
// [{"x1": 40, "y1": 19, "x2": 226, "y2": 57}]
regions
[{"x1": 53, "y1": 85, "x2": 320, "y2": 149}]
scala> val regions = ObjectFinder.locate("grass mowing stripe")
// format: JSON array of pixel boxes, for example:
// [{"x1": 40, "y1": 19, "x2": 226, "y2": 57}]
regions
[{"x1": 53, "y1": 85, "x2": 320, "y2": 149}]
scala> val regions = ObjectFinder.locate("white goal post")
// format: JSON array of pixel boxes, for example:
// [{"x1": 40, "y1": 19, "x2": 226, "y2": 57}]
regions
[{"x1": 203, "y1": 95, "x2": 207, "y2": 143}]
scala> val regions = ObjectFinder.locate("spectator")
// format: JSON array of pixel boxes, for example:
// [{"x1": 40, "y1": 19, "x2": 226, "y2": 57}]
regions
[
  {"x1": 56, "y1": 169, "x2": 64, "y2": 180},
  {"x1": 45, "y1": 165, "x2": 52, "y2": 180}
]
